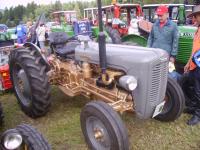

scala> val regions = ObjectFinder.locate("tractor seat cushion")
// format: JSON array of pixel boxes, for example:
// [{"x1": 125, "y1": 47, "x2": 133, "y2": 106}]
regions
[
  {"x1": 49, "y1": 32, "x2": 70, "y2": 45},
  {"x1": 54, "y1": 41, "x2": 80, "y2": 57}
]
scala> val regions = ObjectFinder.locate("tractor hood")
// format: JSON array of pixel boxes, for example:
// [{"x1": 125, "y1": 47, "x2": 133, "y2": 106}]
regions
[
  {"x1": 178, "y1": 25, "x2": 197, "y2": 38},
  {"x1": 75, "y1": 42, "x2": 168, "y2": 74}
]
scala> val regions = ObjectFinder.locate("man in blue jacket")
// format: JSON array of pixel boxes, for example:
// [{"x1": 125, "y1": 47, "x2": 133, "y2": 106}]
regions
[
  {"x1": 15, "y1": 21, "x2": 27, "y2": 44},
  {"x1": 147, "y1": 5, "x2": 179, "y2": 63}
]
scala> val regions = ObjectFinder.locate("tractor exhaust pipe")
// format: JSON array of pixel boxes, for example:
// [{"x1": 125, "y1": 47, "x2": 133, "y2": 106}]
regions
[
  {"x1": 97, "y1": 0, "x2": 107, "y2": 73},
  {"x1": 96, "y1": 0, "x2": 113, "y2": 87}
]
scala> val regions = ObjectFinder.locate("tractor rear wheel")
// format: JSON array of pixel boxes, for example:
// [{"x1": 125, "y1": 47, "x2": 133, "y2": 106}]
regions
[
  {"x1": 9, "y1": 47, "x2": 51, "y2": 118},
  {"x1": 16, "y1": 124, "x2": 51, "y2": 150},
  {"x1": 155, "y1": 77, "x2": 185, "y2": 121},
  {"x1": 80, "y1": 101, "x2": 129, "y2": 150},
  {"x1": 106, "y1": 26, "x2": 122, "y2": 44}
]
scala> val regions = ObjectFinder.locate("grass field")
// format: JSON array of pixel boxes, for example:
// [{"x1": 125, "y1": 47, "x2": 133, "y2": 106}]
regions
[{"x1": 0, "y1": 87, "x2": 200, "y2": 150}]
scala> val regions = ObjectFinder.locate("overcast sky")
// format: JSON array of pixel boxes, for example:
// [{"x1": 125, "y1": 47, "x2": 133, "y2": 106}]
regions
[{"x1": 0, "y1": 0, "x2": 90, "y2": 9}]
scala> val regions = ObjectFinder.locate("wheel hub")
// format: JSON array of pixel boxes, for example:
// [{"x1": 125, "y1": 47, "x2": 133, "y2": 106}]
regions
[
  {"x1": 86, "y1": 116, "x2": 111, "y2": 149},
  {"x1": 94, "y1": 128, "x2": 104, "y2": 140},
  {"x1": 17, "y1": 69, "x2": 31, "y2": 97},
  {"x1": 13, "y1": 66, "x2": 32, "y2": 107}
]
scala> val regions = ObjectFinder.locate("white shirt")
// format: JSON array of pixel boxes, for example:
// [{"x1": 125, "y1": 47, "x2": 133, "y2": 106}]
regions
[{"x1": 36, "y1": 26, "x2": 46, "y2": 41}]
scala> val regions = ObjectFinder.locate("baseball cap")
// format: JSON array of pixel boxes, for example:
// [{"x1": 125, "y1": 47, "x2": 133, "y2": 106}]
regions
[{"x1": 156, "y1": 5, "x2": 168, "y2": 16}]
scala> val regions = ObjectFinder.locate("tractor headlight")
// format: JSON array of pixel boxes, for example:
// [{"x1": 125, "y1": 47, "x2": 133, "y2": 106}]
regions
[
  {"x1": 119, "y1": 75, "x2": 137, "y2": 91},
  {"x1": 2, "y1": 129, "x2": 22, "y2": 150}
]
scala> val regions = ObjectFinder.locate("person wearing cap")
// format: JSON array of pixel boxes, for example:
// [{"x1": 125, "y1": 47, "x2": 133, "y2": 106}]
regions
[
  {"x1": 147, "y1": 5, "x2": 179, "y2": 63},
  {"x1": 184, "y1": 5, "x2": 200, "y2": 125}
]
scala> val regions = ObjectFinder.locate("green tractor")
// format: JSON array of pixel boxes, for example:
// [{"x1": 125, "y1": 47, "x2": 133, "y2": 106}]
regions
[
  {"x1": 84, "y1": 7, "x2": 114, "y2": 42},
  {"x1": 50, "y1": 11, "x2": 93, "y2": 38},
  {"x1": 84, "y1": 7, "x2": 99, "y2": 38},
  {"x1": 0, "y1": 24, "x2": 17, "y2": 43},
  {"x1": 139, "y1": 4, "x2": 196, "y2": 72},
  {"x1": 50, "y1": 11, "x2": 77, "y2": 36}
]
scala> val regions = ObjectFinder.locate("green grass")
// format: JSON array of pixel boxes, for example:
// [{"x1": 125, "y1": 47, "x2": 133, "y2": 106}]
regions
[{"x1": 1, "y1": 87, "x2": 200, "y2": 150}]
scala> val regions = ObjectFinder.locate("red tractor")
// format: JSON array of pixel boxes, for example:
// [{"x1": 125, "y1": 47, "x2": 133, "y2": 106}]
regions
[
  {"x1": 0, "y1": 35, "x2": 13, "y2": 92},
  {"x1": 102, "y1": 1, "x2": 143, "y2": 44},
  {"x1": 0, "y1": 64, "x2": 12, "y2": 91}
]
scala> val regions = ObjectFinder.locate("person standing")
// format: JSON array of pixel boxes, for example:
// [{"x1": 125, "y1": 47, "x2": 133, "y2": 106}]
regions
[
  {"x1": 36, "y1": 23, "x2": 46, "y2": 52},
  {"x1": 184, "y1": 5, "x2": 200, "y2": 125},
  {"x1": 15, "y1": 21, "x2": 27, "y2": 44},
  {"x1": 26, "y1": 21, "x2": 33, "y2": 42},
  {"x1": 147, "y1": 5, "x2": 179, "y2": 64}
]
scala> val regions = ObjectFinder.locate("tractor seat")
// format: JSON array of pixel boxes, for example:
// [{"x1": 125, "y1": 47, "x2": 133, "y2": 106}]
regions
[
  {"x1": 54, "y1": 41, "x2": 80, "y2": 58},
  {"x1": 49, "y1": 32, "x2": 70, "y2": 45},
  {"x1": 49, "y1": 32, "x2": 80, "y2": 58}
]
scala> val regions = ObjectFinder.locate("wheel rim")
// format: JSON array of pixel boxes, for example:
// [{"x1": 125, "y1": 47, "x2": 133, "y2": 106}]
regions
[
  {"x1": 13, "y1": 63, "x2": 32, "y2": 107},
  {"x1": 162, "y1": 90, "x2": 173, "y2": 114},
  {"x1": 86, "y1": 116, "x2": 111, "y2": 150}
]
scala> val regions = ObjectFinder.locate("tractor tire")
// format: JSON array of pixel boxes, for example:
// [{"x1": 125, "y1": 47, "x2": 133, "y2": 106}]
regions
[
  {"x1": 9, "y1": 47, "x2": 51, "y2": 118},
  {"x1": 16, "y1": 124, "x2": 51, "y2": 150},
  {"x1": 155, "y1": 77, "x2": 185, "y2": 122},
  {"x1": 80, "y1": 101, "x2": 129, "y2": 150},
  {"x1": 105, "y1": 26, "x2": 122, "y2": 44},
  {"x1": 0, "y1": 103, "x2": 3, "y2": 126}
]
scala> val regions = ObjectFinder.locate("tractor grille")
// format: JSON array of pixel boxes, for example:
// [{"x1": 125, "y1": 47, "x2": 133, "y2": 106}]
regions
[
  {"x1": 176, "y1": 38, "x2": 193, "y2": 64},
  {"x1": 149, "y1": 60, "x2": 168, "y2": 104}
]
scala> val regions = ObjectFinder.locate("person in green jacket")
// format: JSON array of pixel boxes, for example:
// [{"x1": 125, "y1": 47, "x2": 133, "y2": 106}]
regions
[{"x1": 147, "y1": 5, "x2": 179, "y2": 63}]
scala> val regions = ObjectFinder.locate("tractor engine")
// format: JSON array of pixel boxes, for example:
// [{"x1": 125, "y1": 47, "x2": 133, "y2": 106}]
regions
[{"x1": 48, "y1": 56, "x2": 133, "y2": 113}]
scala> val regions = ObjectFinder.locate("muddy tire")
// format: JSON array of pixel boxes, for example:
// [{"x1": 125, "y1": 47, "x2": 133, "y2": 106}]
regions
[
  {"x1": 155, "y1": 77, "x2": 185, "y2": 122},
  {"x1": 16, "y1": 124, "x2": 51, "y2": 150},
  {"x1": 9, "y1": 47, "x2": 51, "y2": 118},
  {"x1": 105, "y1": 26, "x2": 122, "y2": 44},
  {"x1": 81, "y1": 101, "x2": 129, "y2": 150}
]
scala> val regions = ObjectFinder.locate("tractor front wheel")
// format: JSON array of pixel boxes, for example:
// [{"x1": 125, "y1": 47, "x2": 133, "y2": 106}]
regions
[
  {"x1": 155, "y1": 77, "x2": 185, "y2": 121},
  {"x1": 80, "y1": 101, "x2": 129, "y2": 150}
]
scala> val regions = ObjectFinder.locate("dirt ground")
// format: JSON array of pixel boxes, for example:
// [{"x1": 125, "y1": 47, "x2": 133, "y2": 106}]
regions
[{"x1": 0, "y1": 87, "x2": 200, "y2": 150}]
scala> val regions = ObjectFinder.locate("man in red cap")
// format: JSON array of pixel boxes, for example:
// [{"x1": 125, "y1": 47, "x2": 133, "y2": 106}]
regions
[
  {"x1": 184, "y1": 5, "x2": 200, "y2": 125},
  {"x1": 147, "y1": 5, "x2": 179, "y2": 64}
]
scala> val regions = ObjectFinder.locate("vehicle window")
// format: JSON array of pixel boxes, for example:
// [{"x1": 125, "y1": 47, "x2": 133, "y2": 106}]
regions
[
  {"x1": 171, "y1": 7, "x2": 178, "y2": 20},
  {"x1": 120, "y1": 9, "x2": 128, "y2": 23},
  {"x1": 151, "y1": 8, "x2": 157, "y2": 22},
  {"x1": 131, "y1": 8, "x2": 138, "y2": 19},
  {"x1": 87, "y1": 10, "x2": 93, "y2": 19},
  {"x1": 143, "y1": 8, "x2": 149, "y2": 20}
]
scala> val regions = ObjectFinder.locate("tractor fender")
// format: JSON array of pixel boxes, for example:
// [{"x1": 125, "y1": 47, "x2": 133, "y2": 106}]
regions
[
  {"x1": 23, "y1": 42, "x2": 50, "y2": 71},
  {"x1": 121, "y1": 34, "x2": 147, "y2": 47}
]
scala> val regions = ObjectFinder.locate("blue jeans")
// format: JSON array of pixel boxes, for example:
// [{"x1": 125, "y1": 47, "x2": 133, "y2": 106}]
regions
[
  {"x1": 168, "y1": 71, "x2": 182, "y2": 82},
  {"x1": 17, "y1": 36, "x2": 26, "y2": 44}
]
